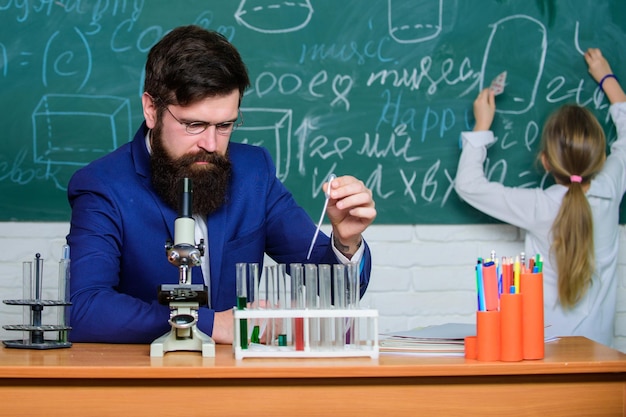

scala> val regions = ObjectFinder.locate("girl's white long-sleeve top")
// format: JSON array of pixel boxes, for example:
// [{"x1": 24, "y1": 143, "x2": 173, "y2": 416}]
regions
[{"x1": 455, "y1": 102, "x2": 626, "y2": 347}]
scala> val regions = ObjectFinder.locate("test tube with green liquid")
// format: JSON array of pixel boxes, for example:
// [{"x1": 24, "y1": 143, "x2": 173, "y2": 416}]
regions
[
  {"x1": 235, "y1": 263, "x2": 248, "y2": 350},
  {"x1": 276, "y1": 264, "x2": 288, "y2": 347},
  {"x1": 262, "y1": 265, "x2": 275, "y2": 346},
  {"x1": 250, "y1": 263, "x2": 261, "y2": 343}
]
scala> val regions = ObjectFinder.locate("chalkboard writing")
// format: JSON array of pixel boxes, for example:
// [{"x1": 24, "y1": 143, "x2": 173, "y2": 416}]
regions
[{"x1": 1, "y1": 0, "x2": 625, "y2": 223}]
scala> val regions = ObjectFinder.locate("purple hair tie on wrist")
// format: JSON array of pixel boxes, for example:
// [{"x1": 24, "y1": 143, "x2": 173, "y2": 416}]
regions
[
  {"x1": 599, "y1": 74, "x2": 617, "y2": 91},
  {"x1": 570, "y1": 175, "x2": 583, "y2": 183}
]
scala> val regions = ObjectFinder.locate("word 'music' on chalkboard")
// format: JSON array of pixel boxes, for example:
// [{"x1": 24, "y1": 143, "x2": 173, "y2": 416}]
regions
[{"x1": 1, "y1": 1, "x2": 625, "y2": 223}]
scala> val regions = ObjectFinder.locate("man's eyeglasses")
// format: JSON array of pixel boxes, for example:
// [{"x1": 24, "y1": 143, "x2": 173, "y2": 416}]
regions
[{"x1": 162, "y1": 103, "x2": 243, "y2": 136}]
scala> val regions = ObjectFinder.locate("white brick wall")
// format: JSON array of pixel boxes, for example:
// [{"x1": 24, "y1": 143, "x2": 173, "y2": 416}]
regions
[{"x1": 1, "y1": 222, "x2": 625, "y2": 352}]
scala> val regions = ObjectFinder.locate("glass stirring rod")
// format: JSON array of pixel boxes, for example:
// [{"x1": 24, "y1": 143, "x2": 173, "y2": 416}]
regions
[{"x1": 306, "y1": 173, "x2": 336, "y2": 260}]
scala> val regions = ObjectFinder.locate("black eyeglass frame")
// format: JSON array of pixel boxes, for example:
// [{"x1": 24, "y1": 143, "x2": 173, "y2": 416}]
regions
[{"x1": 151, "y1": 95, "x2": 243, "y2": 136}]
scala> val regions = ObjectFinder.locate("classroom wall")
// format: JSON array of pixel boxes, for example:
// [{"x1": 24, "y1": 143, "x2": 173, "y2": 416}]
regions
[{"x1": 1, "y1": 222, "x2": 625, "y2": 352}]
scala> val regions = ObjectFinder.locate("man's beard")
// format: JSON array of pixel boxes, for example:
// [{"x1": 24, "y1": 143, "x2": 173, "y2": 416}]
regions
[{"x1": 150, "y1": 124, "x2": 232, "y2": 216}]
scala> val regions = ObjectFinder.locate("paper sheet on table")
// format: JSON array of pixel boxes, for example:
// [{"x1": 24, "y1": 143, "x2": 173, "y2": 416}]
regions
[
  {"x1": 380, "y1": 350, "x2": 465, "y2": 357},
  {"x1": 381, "y1": 323, "x2": 476, "y2": 341},
  {"x1": 379, "y1": 323, "x2": 475, "y2": 355}
]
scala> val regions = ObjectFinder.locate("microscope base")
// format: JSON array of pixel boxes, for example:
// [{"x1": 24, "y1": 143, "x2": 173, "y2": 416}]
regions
[{"x1": 150, "y1": 325, "x2": 215, "y2": 357}]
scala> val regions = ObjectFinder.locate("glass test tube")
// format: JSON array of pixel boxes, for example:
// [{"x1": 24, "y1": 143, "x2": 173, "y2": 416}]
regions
[
  {"x1": 57, "y1": 245, "x2": 70, "y2": 343},
  {"x1": 318, "y1": 264, "x2": 333, "y2": 349},
  {"x1": 346, "y1": 262, "x2": 359, "y2": 348},
  {"x1": 249, "y1": 263, "x2": 261, "y2": 343},
  {"x1": 22, "y1": 261, "x2": 32, "y2": 344},
  {"x1": 236, "y1": 263, "x2": 248, "y2": 350},
  {"x1": 305, "y1": 264, "x2": 319, "y2": 349},
  {"x1": 333, "y1": 264, "x2": 346, "y2": 348},
  {"x1": 290, "y1": 263, "x2": 305, "y2": 351},
  {"x1": 276, "y1": 264, "x2": 288, "y2": 347},
  {"x1": 263, "y1": 265, "x2": 275, "y2": 346}
]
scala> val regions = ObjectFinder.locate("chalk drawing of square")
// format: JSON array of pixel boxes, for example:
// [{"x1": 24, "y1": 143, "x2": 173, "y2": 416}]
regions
[
  {"x1": 234, "y1": 108, "x2": 292, "y2": 181},
  {"x1": 32, "y1": 94, "x2": 131, "y2": 166}
]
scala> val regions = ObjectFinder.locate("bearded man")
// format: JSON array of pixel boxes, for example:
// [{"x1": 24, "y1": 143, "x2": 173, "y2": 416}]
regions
[{"x1": 66, "y1": 25, "x2": 376, "y2": 344}]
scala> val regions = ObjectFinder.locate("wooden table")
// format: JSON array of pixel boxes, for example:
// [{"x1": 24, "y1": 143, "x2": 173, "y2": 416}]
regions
[{"x1": 1, "y1": 337, "x2": 625, "y2": 416}]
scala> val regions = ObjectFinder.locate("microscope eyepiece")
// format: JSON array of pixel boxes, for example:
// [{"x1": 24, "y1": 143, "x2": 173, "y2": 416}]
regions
[{"x1": 179, "y1": 177, "x2": 192, "y2": 218}]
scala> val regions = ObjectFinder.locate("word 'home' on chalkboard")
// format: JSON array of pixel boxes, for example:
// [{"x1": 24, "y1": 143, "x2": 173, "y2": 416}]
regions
[{"x1": 1, "y1": 1, "x2": 625, "y2": 223}]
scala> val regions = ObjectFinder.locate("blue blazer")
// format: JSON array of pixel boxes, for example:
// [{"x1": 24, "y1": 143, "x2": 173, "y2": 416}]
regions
[{"x1": 67, "y1": 124, "x2": 371, "y2": 343}]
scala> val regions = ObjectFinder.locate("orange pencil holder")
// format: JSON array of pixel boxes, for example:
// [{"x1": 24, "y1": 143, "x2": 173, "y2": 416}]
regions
[
  {"x1": 499, "y1": 293, "x2": 523, "y2": 362},
  {"x1": 464, "y1": 336, "x2": 477, "y2": 359},
  {"x1": 520, "y1": 272, "x2": 544, "y2": 360},
  {"x1": 476, "y1": 310, "x2": 501, "y2": 361}
]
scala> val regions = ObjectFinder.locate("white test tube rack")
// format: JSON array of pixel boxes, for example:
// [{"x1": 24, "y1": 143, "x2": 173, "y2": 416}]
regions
[{"x1": 232, "y1": 307, "x2": 379, "y2": 359}]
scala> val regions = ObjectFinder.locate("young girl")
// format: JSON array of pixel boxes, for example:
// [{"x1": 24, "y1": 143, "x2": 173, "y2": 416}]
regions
[{"x1": 455, "y1": 48, "x2": 626, "y2": 346}]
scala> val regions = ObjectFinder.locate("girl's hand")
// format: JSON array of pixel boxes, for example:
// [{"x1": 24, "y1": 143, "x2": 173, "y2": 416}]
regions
[
  {"x1": 584, "y1": 48, "x2": 613, "y2": 83},
  {"x1": 473, "y1": 88, "x2": 496, "y2": 131},
  {"x1": 585, "y1": 48, "x2": 626, "y2": 104}
]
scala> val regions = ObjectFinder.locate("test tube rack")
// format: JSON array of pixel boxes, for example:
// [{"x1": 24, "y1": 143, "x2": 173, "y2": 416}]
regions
[
  {"x1": 2, "y1": 299, "x2": 72, "y2": 349},
  {"x1": 233, "y1": 308, "x2": 379, "y2": 359},
  {"x1": 2, "y1": 252, "x2": 72, "y2": 350}
]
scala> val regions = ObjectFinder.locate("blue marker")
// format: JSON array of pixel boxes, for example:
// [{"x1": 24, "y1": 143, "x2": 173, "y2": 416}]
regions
[{"x1": 476, "y1": 258, "x2": 486, "y2": 311}]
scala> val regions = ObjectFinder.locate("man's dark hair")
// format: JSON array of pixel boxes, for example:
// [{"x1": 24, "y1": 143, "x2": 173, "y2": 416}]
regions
[{"x1": 144, "y1": 25, "x2": 250, "y2": 107}]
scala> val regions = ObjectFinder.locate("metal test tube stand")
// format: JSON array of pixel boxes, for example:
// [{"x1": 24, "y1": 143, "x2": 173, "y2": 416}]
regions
[
  {"x1": 150, "y1": 178, "x2": 215, "y2": 357},
  {"x1": 2, "y1": 250, "x2": 72, "y2": 349}
]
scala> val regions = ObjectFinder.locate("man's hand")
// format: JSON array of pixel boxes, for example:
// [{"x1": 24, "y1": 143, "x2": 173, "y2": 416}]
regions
[
  {"x1": 211, "y1": 309, "x2": 234, "y2": 344},
  {"x1": 324, "y1": 175, "x2": 376, "y2": 258},
  {"x1": 211, "y1": 301, "x2": 283, "y2": 344}
]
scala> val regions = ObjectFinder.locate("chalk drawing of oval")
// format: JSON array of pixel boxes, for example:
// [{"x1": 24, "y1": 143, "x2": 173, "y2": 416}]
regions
[
  {"x1": 480, "y1": 15, "x2": 547, "y2": 115},
  {"x1": 388, "y1": 0, "x2": 443, "y2": 44},
  {"x1": 235, "y1": 0, "x2": 314, "y2": 34}
]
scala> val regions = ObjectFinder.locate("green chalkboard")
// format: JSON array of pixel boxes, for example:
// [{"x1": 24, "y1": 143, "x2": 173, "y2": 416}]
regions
[{"x1": 1, "y1": 1, "x2": 625, "y2": 224}]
